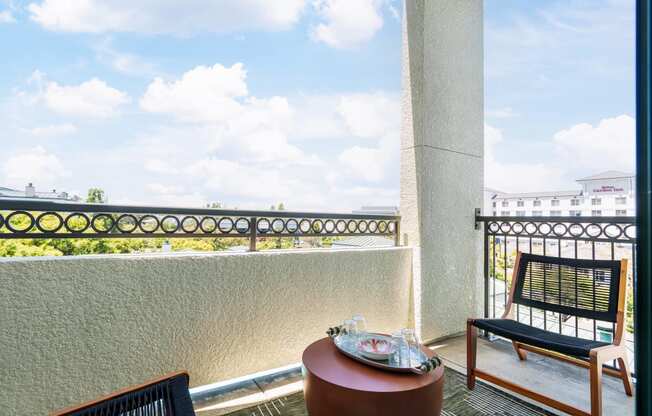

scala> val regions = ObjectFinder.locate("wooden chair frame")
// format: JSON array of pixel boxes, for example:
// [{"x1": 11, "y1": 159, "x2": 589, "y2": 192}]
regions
[
  {"x1": 50, "y1": 371, "x2": 193, "y2": 416},
  {"x1": 467, "y1": 252, "x2": 633, "y2": 416}
]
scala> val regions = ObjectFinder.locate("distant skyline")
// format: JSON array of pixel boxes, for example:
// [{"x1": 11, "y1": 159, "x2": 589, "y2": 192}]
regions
[{"x1": 0, "y1": 0, "x2": 636, "y2": 210}]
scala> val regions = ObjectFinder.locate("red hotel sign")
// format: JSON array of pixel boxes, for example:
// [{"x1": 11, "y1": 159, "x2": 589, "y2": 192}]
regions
[{"x1": 593, "y1": 185, "x2": 624, "y2": 193}]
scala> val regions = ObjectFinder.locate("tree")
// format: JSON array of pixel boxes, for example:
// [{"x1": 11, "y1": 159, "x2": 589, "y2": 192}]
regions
[
  {"x1": 207, "y1": 202, "x2": 222, "y2": 208},
  {"x1": 87, "y1": 188, "x2": 106, "y2": 203}
]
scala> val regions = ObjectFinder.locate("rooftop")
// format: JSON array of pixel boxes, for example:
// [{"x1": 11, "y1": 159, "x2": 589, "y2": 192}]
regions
[
  {"x1": 491, "y1": 189, "x2": 583, "y2": 199},
  {"x1": 576, "y1": 170, "x2": 634, "y2": 182}
]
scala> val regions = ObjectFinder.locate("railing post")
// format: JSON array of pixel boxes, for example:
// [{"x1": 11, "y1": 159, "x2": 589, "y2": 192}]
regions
[
  {"x1": 249, "y1": 217, "x2": 257, "y2": 252},
  {"x1": 483, "y1": 220, "x2": 489, "y2": 320},
  {"x1": 474, "y1": 208, "x2": 481, "y2": 230},
  {"x1": 394, "y1": 218, "x2": 401, "y2": 246}
]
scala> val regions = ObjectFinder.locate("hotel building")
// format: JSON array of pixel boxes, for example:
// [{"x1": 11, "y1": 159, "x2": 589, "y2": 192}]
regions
[{"x1": 485, "y1": 171, "x2": 635, "y2": 217}]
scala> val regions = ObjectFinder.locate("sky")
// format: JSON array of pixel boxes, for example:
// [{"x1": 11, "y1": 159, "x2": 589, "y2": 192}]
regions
[{"x1": 0, "y1": 0, "x2": 635, "y2": 211}]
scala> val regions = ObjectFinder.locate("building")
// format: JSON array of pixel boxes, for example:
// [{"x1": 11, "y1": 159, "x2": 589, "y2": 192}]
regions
[
  {"x1": 351, "y1": 206, "x2": 399, "y2": 216},
  {"x1": 486, "y1": 171, "x2": 635, "y2": 217},
  {"x1": 0, "y1": 183, "x2": 81, "y2": 202}
]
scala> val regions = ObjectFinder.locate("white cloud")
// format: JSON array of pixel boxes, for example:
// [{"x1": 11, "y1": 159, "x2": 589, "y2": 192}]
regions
[
  {"x1": 27, "y1": 123, "x2": 77, "y2": 137},
  {"x1": 2, "y1": 146, "x2": 69, "y2": 187},
  {"x1": 484, "y1": 123, "x2": 566, "y2": 192},
  {"x1": 486, "y1": 0, "x2": 634, "y2": 81},
  {"x1": 93, "y1": 38, "x2": 158, "y2": 77},
  {"x1": 486, "y1": 107, "x2": 519, "y2": 119},
  {"x1": 186, "y1": 158, "x2": 296, "y2": 200},
  {"x1": 140, "y1": 63, "x2": 309, "y2": 165},
  {"x1": 336, "y1": 92, "x2": 399, "y2": 138},
  {"x1": 144, "y1": 183, "x2": 206, "y2": 207},
  {"x1": 553, "y1": 114, "x2": 635, "y2": 173},
  {"x1": 338, "y1": 146, "x2": 387, "y2": 182},
  {"x1": 140, "y1": 63, "x2": 247, "y2": 123},
  {"x1": 311, "y1": 0, "x2": 383, "y2": 49},
  {"x1": 485, "y1": 115, "x2": 635, "y2": 193},
  {"x1": 43, "y1": 78, "x2": 129, "y2": 118},
  {"x1": 144, "y1": 159, "x2": 178, "y2": 175},
  {"x1": 334, "y1": 92, "x2": 399, "y2": 183},
  {"x1": 0, "y1": 9, "x2": 15, "y2": 23},
  {"x1": 28, "y1": 0, "x2": 305, "y2": 35}
]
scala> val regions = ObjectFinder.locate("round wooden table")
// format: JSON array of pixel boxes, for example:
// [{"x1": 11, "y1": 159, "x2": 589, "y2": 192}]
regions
[{"x1": 302, "y1": 337, "x2": 444, "y2": 416}]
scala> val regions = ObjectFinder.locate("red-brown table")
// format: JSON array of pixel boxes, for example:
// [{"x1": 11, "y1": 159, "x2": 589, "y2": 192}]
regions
[{"x1": 302, "y1": 337, "x2": 444, "y2": 416}]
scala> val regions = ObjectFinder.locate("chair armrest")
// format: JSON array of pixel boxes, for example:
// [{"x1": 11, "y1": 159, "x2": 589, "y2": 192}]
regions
[{"x1": 589, "y1": 345, "x2": 627, "y2": 364}]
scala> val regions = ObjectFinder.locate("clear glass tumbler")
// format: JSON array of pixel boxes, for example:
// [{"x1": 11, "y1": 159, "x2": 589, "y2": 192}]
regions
[
  {"x1": 352, "y1": 314, "x2": 367, "y2": 343},
  {"x1": 391, "y1": 331, "x2": 407, "y2": 367},
  {"x1": 342, "y1": 319, "x2": 357, "y2": 351},
  {"x1": 401, "y1": 328, "x2": 420, "y2": 367}
]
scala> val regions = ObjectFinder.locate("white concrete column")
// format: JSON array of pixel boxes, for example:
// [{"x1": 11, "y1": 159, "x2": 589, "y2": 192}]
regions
[{"x1": 401, "y1": 0, "x2": 484, "y2": 342}]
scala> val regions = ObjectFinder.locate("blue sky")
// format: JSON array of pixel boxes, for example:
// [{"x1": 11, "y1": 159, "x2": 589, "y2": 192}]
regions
[{"x1": 0, "y1": 0, "x2": 635, "y2": 210}]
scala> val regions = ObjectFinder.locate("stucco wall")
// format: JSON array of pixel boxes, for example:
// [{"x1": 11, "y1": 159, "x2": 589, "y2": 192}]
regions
[
  {"x1": 0, "y1": 247, "x2": 412, "y2": 415},
  {"x1": 400, "y1": 0, "x2": 484, "y2": 341}
]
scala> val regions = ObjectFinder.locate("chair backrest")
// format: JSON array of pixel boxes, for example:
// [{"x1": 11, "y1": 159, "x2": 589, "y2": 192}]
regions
[
  {"x1": 510, "y1": 252, "x2": 626, "y2": 324},
  {"x1": 51, "y1": 371, "x2": 195, "y2": 416}
]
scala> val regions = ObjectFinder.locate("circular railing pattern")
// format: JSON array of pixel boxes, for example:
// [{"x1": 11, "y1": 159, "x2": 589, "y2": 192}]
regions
[
  {"x1": 485, "y1": 218, "x2": 635, "y2": 242},
  {"x1": 0, "y1": 210, "x2": 399, "y2": 239}
]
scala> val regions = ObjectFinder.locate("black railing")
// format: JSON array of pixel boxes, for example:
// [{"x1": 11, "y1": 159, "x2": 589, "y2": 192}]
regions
[
  {"x1": 476, "y1": 214, "x2": 636, "y2": 370},
  {"x1": 0, "y1": 200, "x2": 401, "y2": 251}
]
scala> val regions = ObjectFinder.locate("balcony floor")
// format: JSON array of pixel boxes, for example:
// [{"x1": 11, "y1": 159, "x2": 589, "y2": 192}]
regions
[
  {"x1": 431, "y1": 335, "x2": 635, "y2": 416},
  {"x1": 193, "y1": 335, "x2": 634, "y2": 415}
]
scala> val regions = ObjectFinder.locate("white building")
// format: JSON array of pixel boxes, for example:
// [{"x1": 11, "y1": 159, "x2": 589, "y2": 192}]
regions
[
  {"x1": 0, "y1": 183, "x2": 81, "y2": 202},
  {"x1": 486, "y1": 171, "x2": 635, "y2": 217},
  {"x1": 352, "y1": 206, "x2": 399, "y2": 216}
]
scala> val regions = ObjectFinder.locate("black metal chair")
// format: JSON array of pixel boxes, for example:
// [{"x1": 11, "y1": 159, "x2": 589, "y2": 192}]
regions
[
  {"x1": 51, "y1": 371, "x2": 195, "y2": 416},
  {"x1": 467, "y1": 252, "x2": 632, "y2": 416}
]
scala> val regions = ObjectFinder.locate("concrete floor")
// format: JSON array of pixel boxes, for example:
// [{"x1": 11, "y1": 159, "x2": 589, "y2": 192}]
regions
[
  {"x1": 430, "y1": 335, "x2": 635, "y2": 416},
  {"x1": 191, "y1": 335, "x2": 635, "y2": 416}
]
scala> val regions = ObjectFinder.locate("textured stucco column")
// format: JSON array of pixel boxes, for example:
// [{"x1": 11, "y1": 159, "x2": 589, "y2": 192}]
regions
[{"x1": 401, "y1": 0, "x2": 484, "y2": 342}]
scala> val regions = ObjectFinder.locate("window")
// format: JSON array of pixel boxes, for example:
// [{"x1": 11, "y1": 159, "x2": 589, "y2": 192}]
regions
[
  {"x1": 569, "y1": 210, "x2": 582, "y2": 216},
  {"x1": 515, "y1": 210, "x2": 526, "y2": 216},
  {"x1": 517, "y1": 200, "x2": 524, "y2": 207},
  {"x1": 493, "y1": 211, "x2": 497, "y2": 216},
  {"x1": 532, "y1": 210, "x2": 543, "y2": 216},
  {"x1": 492, "y1": 202, "x2": 496, "y2": 207},
  {"x1": 592, "y1": 210, "x2": 602, "y2": 216},
  {"x1": 501, "y1": 211, "x2": 510, "y2": 216},
  {"x1": 592, "y1": 198, "x2": 601, "y2": 206},
  {"x1": 616, "y1": 197, "x2": 627, "y2": 205},
  {"x1": 551, "y1": 199, "x2": 560, "y2": 207},
  {"x1": 533, "y1": 200, "x2": 541, "y2": 207},
  {"x1": 571, "y1": 199, "x2": 580, "y2": 206},
  {"x1": 616, "y1": 209, "x2": 627, "y2": 216},
  {"x1": 550, "y1": 210, "x2": 562, "y2": 216},
  {"x1": 501, "y1": 201, "x2": 509, "y2": 207}
]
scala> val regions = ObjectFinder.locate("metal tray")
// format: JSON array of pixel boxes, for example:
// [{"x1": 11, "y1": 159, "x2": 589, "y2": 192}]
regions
[{"x1": 332, "y1": 333, "x2": 430, "y2": 374}]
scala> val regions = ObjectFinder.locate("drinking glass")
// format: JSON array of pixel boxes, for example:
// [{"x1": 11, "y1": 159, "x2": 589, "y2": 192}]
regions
[
  {"x1": 342, "y1": 319, "x2": 357, "y2": 351},
  {"x1": 401, "y1": 328, "x2": 420, "y2": 367},
  {"x1": 391, "y1": 330, "x2": 407, "y2": 367},
  {"x1": 352, "y1": 314, "x2": 367, "y2": 342}
]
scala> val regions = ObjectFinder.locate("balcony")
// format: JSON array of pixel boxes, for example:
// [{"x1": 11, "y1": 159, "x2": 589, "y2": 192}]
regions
[
  {"x1": 0, "y1": 199, "x2": 637, "y2": 415},
  {"x1": 1, "y1": 2, "x2": 642, "y2": 415}
]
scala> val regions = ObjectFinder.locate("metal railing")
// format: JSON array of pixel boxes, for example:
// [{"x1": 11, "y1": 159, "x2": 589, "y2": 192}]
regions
[
  {"x1": 0, "y1": 199, "x2": 401, "y2": 251},
  {"x1": 476, "y1": 213, "x2": 636, "y2": 371}
]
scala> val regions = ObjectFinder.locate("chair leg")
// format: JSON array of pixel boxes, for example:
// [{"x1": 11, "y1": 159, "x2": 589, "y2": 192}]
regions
[
  {"x1": 617, "y1": 356, "x2": 633, "y2": 397},
  {"x1": 589, "y1": 353, "x2": 603, "y2": 416},
  {"x1": 512, "y1": 341, "x2": 527, "y2": 361},
  {"x1": 466, "y1": 319, "x2": 477, "y2": 390}
]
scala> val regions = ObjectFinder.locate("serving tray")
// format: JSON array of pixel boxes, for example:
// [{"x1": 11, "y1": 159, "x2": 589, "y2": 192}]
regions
[{"x1": 332, "y1": 333, "x2": 431, "y2": 374}]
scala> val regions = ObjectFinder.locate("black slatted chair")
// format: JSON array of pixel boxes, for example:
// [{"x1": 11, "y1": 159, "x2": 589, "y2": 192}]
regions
[
  {"x1": 51, "y1": 371, "x2": 195, "y2": 416},
  {"x1": 467, "y1": 252, "x2": 632, "y2": 416}
]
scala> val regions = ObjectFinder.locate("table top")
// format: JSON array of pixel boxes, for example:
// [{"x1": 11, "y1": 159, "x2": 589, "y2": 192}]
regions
[{"x1": 302, "y1": 337, "x2": 444, "y2": 393}]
